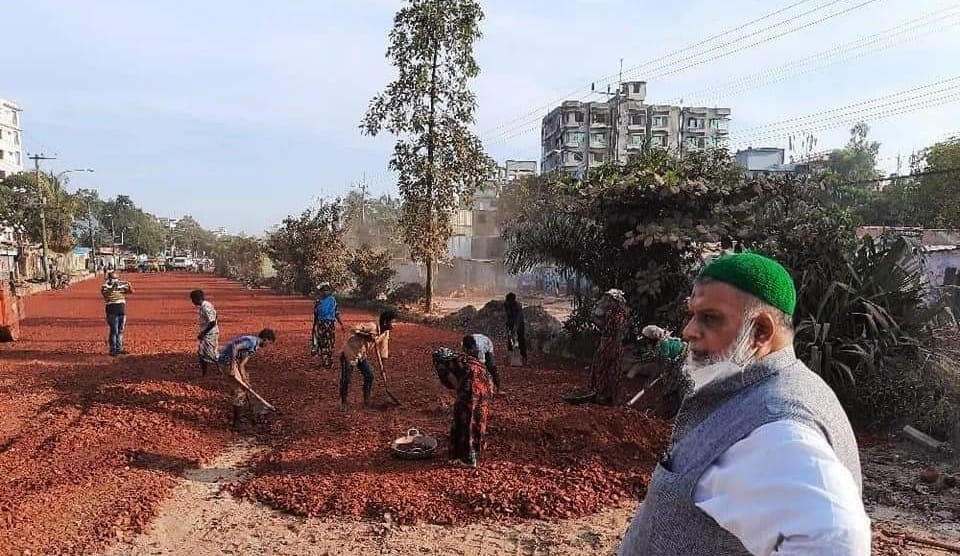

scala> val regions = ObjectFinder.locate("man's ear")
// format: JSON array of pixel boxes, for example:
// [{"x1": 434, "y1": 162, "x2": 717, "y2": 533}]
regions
[{"x1": 752, "y1": 312, "x2": 776, "y2": 346}]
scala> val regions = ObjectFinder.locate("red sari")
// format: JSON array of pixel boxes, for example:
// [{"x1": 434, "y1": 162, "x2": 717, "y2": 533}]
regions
[{"x1": 589, "y1": 299, "x2": 629, "y2": 404}]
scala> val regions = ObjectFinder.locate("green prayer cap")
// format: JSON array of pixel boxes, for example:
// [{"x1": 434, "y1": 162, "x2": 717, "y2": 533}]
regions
[{"x1": 698, "y1": 253, "x2": 796, "y2": 316}]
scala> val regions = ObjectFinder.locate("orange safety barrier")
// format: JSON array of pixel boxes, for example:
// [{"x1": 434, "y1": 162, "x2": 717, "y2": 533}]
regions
[{"x1": 0, "y1": 286, "x2": 23, "y2": 342}]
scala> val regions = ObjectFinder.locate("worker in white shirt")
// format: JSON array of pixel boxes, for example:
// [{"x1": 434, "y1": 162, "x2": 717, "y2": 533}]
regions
[{"x1": 619, "y1": 252, "x2": 870, "y2": 555}]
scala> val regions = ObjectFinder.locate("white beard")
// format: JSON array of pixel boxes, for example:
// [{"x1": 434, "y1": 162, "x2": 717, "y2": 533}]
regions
[{"x1": 684, "y1": 320, "x2": 759, "y2": 390}]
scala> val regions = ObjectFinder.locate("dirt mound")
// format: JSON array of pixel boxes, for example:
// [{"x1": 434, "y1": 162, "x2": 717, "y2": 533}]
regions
[{"x1": 438, "y1": 300, "x2": 562, "y2": 342}]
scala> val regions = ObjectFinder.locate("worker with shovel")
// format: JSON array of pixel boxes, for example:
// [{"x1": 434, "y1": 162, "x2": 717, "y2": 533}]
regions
[
  {"x1": 339, "y1": 310, "x2": 396, "y2": 411},
  {"x1": 432, "y1": 346, "x2": 494, "y2": 468},
  {"x1": 218, "y1": 328, "x2": 277, "y2": 429}
]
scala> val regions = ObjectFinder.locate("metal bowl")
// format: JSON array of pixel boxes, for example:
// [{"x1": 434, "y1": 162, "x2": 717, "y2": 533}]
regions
[
  {"x1": 390, "y1": 428, "x2": 438, "y2": 460},
  {"x1": 563, "y1": 390, "x2": 597, "y2": 405}
]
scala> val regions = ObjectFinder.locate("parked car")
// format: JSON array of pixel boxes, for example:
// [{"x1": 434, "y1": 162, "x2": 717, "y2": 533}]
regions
[{"x1": 170, "y1": 257, "x2": 194, "y2": 271}]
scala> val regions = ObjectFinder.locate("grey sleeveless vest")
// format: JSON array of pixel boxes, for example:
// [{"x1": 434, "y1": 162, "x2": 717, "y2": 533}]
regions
[{"x1": 618, "y1": 347, "x2": 861, "y2": 555}]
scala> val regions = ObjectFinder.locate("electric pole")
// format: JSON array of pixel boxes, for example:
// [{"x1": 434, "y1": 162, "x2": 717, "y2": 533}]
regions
[{"x1": 28, "y1": 153, "x2": 57, "y2": 282}]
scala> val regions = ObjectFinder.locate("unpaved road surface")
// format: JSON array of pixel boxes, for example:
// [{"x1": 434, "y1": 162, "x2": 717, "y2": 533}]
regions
[{"x1": 106, "y1": 439, "x2": 634, "y2": 556}]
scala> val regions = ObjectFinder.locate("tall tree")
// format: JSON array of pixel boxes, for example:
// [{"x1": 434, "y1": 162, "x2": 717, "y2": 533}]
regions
[
  {"x1": 362, "y1": 0, "x2": 494, "y2": 310},
  {"x1": 0, "y1": 172, "x2": 78, "y2": 253},
  {"x1": 909, "y1": 137, "x2": 960, "y2": 227}
]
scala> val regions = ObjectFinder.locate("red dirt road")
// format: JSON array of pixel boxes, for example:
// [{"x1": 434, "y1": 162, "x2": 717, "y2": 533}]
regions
[{"x1": 0, "y1": 274, "x2": 668, "y2": 554}]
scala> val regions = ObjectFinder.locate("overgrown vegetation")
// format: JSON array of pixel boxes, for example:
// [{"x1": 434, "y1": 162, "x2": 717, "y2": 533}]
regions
[
  {"x1": 264, "y1": 201, "x2": 350, "y2": 295},
  {"x1": 348, "y1": 245, "x2": 396, "y2": 300},
  {"x1": 504, "y1": 144, "x2": 959, "y2": 438},
  {"x1": 213, "y1": 235, "x2": 264, "y2": 284}
]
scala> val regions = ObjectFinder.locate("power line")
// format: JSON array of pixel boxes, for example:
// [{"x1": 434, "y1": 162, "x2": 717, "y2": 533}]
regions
[
  {"x1": 734, "y1": 75, "x2": 960, "y2": 134},
  {"x1": 730, "y1": 86, "x2": 960, "y2": 144},
  {"x1": 481, "y1": 0, "x2": 865, "y2": 141},
  {"x1": 729, "y1": 93, "x2": 960, "y2": 148},
  {"x1": 480, "y1": 0, "x2": 822, "y2": 138},
  {"x1": 484, "y1": 0, "x2": 882, "y2": 143},
  {"x1": 672, "y1": 5, "x2": 960, "y2": 106}
]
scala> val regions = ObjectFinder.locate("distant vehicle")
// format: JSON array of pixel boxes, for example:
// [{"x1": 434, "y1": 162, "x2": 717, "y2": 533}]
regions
[
  {"x1": 170, "y1": 257, "x2": 195, "y2": 271},
  {"x1": 138, "y1": 258, "x2": 161, "y2": 272}
]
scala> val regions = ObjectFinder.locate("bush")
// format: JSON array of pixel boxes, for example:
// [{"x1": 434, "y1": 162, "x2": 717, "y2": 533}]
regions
[
  {"x1": 387, "y1": 282, "x2": 426, "y2": 306},
  {"x1": 348, "y1": 245, "x2": 396, "y2": 300}
]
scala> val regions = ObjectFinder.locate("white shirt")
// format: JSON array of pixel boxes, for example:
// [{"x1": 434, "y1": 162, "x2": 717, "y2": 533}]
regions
[{"x1": 690, "y1": 361, "x2": 871, "y2": 555}]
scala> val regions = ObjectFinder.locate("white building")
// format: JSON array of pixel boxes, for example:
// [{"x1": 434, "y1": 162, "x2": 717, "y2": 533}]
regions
[{"x1": 0, "y1": 98, "x2": 23, "y2": 180}]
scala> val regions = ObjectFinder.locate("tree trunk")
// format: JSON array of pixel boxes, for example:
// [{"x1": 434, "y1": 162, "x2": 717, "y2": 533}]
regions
[
  {"x1": 425, "y1": 257, "x2": 434, "y2": 313},
  {"x1": 424, "y1": 31, "x2": 440, "y2": 313}
]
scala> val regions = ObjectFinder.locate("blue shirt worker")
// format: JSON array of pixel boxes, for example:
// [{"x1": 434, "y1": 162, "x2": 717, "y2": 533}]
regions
[
  {"x1": 218, "y1": 328, "x2": 276, "y2": 429},
  {"x1": 311, "y1": 282, "x2": 345, "y2": 368}
]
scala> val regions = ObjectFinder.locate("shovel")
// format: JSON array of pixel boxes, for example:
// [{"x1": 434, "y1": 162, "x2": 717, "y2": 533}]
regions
[
  {"x1": 219, "y1": 364, "x2": 278, "y2": 412},
  {"x1": 374, "y1": 348, "x2": 401, "y2": 405},
  {"x1": 627, "y1": 375, "x2": 662, "y2": 407}
]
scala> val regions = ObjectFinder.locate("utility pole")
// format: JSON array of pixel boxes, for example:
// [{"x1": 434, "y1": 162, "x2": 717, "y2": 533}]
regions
[
  {"x1": 359, "y1": 173, "x2": 368, "y2": 226},
  {"x1": 28, "y1": 153, "x2": 57, "y2": 282}
]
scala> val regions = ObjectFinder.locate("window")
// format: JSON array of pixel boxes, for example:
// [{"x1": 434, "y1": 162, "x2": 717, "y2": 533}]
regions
[
  {"x1": 650, "y1": 135, "x2": 666, "y2": 147},
  {"x1": 652, "y1": 116, "x2": 668, "y2": 127},
  {"x1": 592, "y1": 112, "x2": 609, "y2": 125},
  {"x1": 14, "y1": 132, "x2": 19, "y2": 145},
  {"x1": 709, "y1": 118, "x2": 728, "y2": 130},
  {"x1": 590, "y1": 132, "x2": 607, "y2": 146},
  {"x1": 629, "y1": 112, "x2": 645, "y2": 126},
  {"x1": 633, "y1": 83, "x2": 643, "y2": 94},
  {"x1": 15, "y1": 151, "x2": 20, "y2": 165},
  {"x1": 565, "y1": 131, "x2": 585, "y2": 146},
  {"x1": 0, "y1": 150, "x2": 4, "y2": 160},
  {"x1": 0, "y1": 171, "x2": 5, "y2": 179},
  {"x1": 590, "y1": 152, "x2": 606, "y2": 164},
  {"x1": 564, "y1": 151, "x2": 584, "y2": 164},
  {"x1": 0, "y1": 129, "x2": 3, "y2": 139},
  {"x1": 627, "y1": 133, "x2": 644, "y2": 147},
  {"x1": 575, "y1": 111, "x2": 584, "y2": 123},
  {"x1": 687, "y1": 118, "x2": 704, "y2": 129},
  {"x1": 11, "y1": 111, "x2": 17, "y2": 126}
]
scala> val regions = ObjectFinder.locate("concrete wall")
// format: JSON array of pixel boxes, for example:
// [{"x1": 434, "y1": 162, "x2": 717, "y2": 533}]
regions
[{"x1": 735, "y1": 148, "x2": 785, "y2": 171}]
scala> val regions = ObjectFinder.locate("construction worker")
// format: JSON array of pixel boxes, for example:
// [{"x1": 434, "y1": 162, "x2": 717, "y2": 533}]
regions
[
  {"x1": 218, "y1": 329, "x2": 277, "y2": 429},
  {"x1": 339, "y1": 310, "x2": 395, "y2": 411},
  {"x1": 101, "y1": 271, "x2": 134, "y2": 356},
  {"x1": 190, "y1": 289, "x2": 219, "y2": 375},
  {"x1": 462, "y1": 333, "x2": 501, "y2": 391}
]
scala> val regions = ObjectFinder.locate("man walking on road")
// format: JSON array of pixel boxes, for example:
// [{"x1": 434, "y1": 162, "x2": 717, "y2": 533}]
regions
[
  {"x1": 101, "y1": 271, "x2": 133, "y2": 356},
  {"x1": 618, "y1": 253, "x2": 869, "y2": 555},
  {"x1": 190, "y1": 289, "x2": 219, "y2": 375}
]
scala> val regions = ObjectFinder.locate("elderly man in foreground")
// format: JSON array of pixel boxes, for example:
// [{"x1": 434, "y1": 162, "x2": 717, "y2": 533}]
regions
[{"x1": 619, "y1": 252, "x2": 870, "y2": 555}]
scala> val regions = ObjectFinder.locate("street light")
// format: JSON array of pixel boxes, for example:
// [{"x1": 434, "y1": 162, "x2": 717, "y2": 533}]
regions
[{"x1": 55, "y1": 168, "x2": 95, "y2": 183}]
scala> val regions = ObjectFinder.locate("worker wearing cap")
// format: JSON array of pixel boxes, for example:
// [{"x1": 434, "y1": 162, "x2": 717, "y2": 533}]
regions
[
  {"x1": 619, "y1": 252, "x2": 869, "y2": 555},
  {"x1": 339, "y1": 310, "x2": 394, "y2": 411},
  {"x1": 310, "y1": 281, "x2": 345, "y2": 368}
]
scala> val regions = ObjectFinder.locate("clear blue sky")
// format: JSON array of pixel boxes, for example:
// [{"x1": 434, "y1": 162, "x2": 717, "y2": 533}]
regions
[{"x1": 9, "y1": 0, "x2": 960, "y2": 234}]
